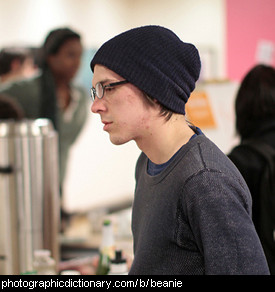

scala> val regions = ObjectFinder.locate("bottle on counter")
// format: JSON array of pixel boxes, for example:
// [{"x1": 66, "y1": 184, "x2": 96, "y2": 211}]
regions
[
  {"x1": 108, "y1": 250, "x2": 128, "y2": 275},
  {"x1": 96, "y1": 219, "x2": 115, "y2": 275},
  {"x1": 33, "y1": 249, "x2": 56, "y2": 275}
]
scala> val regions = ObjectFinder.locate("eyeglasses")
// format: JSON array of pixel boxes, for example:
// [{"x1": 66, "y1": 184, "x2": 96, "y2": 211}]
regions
[{"x1": 91, "y1": 80, "x2": 129, "y2": 101}]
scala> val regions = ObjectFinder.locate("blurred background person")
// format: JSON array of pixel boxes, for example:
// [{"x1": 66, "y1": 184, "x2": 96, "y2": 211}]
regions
[
  {"x1": 228, "y1": 64, "x2": 275, "y2": 274},
  {"x1": 0, "y1": 46, "x2": 38, "y2": 84},
  {"x1": 0, "y1": 93, "x2": 25, "y2": 120},
  {"x1": 0, "y1": 27, "x2": 88, "y2": 207}
]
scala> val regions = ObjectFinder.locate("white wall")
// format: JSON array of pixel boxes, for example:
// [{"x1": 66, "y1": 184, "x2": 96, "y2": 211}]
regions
[
  {"x1": 0, "y1": 0, "x2": 233, "y2": 212},
  {"x1": 0, "y1": 0, "x2": 226, "y2": 77}
]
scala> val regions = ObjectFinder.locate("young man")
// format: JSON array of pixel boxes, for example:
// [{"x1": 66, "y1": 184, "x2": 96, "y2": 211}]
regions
[{"x1": 90, "y1": 25, "x2": 269, "y2": 275}]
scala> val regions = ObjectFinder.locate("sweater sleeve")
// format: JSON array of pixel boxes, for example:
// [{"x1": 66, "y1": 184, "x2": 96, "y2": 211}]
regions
[{"x1": 182, "y1": 169, "x2": 270, "y2": 275}]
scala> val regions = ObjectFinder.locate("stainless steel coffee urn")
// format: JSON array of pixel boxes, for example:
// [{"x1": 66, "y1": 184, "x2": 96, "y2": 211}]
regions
[{"x1": 0, "y1": 119, "x2": 60, "y2": 275}]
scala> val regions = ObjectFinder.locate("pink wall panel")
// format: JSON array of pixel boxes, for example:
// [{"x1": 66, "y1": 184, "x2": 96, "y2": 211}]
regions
[{"x1": 226, "y1": 0, "x2": 275, "y2": 81}]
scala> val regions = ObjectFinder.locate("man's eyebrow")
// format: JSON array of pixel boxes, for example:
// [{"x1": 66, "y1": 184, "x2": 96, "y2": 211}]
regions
[{"x1": 92, "y1": 78, "x2": 116, "y2": 87}]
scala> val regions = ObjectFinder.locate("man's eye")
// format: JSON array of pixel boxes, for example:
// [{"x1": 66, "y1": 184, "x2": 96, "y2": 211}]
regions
[{"x1": 105, "y1": 87, "x2": 115, "y2": 91}]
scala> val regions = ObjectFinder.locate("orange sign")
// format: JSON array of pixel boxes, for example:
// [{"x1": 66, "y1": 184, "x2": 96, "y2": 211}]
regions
[{"x1": 186, "y1": 90, "x2": 216, "y2": 129}]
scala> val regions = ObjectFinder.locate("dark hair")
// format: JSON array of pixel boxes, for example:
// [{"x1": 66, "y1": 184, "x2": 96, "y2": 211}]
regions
[
  {"x1": 235, "y1": 64, "x2": 275, "y2": 139},
  {"x1": 0, "y1": 94, "x2": 25, "y2": 120},
  {"x1": 144, "y1": 94, "x2": 174, "y2": 121},
  {"x1": 39, "y1": 27, "x2": 81, "y2": 68},
  {"x1": 0, "y1": 47, "x2": 30, "y2": 75}
]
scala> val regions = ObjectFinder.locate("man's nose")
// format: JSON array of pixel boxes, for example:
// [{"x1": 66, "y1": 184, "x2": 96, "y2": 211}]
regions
[{"x1": 91, "y1": 97, "x2": 106, "y2": 114}]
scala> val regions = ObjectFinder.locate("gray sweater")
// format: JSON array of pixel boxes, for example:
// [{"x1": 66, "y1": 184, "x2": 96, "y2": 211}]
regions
[{"x1": 129, "y1": 134, "x2": 270, "y2": 275}]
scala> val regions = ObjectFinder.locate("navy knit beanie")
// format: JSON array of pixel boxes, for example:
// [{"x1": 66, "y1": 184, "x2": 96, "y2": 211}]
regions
[{"x1": 90, "y1": 25, "x2": 201, "y2": 114}]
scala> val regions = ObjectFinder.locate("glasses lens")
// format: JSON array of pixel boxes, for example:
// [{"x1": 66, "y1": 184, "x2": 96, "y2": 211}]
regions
[{"x1": 95, "y1": 82, "x2": 104, "y2": 99}]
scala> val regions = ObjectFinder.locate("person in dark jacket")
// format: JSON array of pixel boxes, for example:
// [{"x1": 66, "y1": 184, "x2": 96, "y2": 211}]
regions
[
  {"x1": 228, "y1": 64, "x2": 275, "y2": 274},
  {"x1": 90, "y1": 26, "x2": 269, "y2": 274}
]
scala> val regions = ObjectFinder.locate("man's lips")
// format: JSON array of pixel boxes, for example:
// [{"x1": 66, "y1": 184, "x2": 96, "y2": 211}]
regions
[{"x1": 102, "y1": 121, "x2": 112, "y2": 131}]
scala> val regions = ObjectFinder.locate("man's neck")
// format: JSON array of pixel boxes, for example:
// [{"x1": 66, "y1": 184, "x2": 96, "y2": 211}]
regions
[{"x1": 136, "y1": 114, "x2": 195, "y2": 164}]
